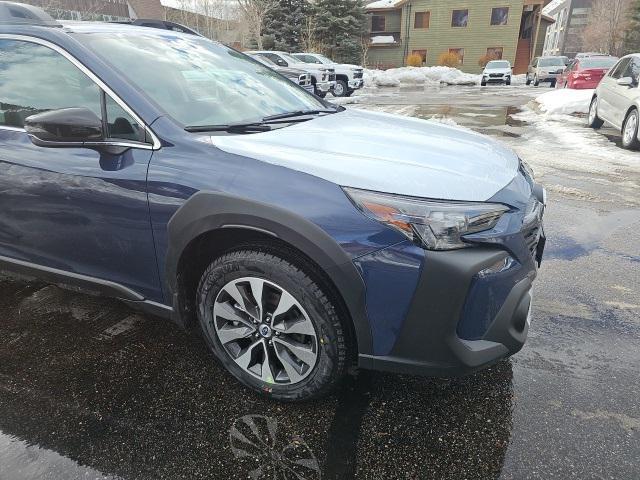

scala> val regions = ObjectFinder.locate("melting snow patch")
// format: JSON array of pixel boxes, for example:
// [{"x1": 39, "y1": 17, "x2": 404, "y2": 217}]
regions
[{"x1": 534, "y1": 88, "x2": 594, "y2": 115}]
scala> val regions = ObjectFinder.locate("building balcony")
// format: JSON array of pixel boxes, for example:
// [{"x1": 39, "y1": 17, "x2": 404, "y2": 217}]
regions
[{"x1": 368, "y1": 32, "x2": 402, "y2": 47}]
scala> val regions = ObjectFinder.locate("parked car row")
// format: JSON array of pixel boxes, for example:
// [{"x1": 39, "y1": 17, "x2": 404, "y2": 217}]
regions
[
  {"x1": 556, "y1": 56, "x2": 619, "y2": 89},
  {"x1": 247, "y1": 50, "x2": 365, "y2": 98}
]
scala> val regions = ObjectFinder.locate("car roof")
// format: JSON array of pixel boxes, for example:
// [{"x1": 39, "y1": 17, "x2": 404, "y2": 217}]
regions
[{"x1": 59, "y1": 21, "x2": 195, "y2": 38}]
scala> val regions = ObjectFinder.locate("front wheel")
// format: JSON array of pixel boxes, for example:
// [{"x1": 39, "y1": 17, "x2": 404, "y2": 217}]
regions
[
  {"x1": 332, "y1": 80, "x2": 348, "y2": 97},
  {"x1": 526, "y1": 74, "x2": 531, "y2": 86},
  {"x1": 587, "y1": 97, "x2": 604, "y2": 129},
  {"x1": 315, "y1": 91, "x2": 327, "y2": 98},
  {"x1": 550, "y1": 80, "x2": 556, "y2": 88},
  {"x1": 533, "y1": 75, "x2": 540, "y2": 87},
  {"x1": 197, "y1": 249, "x2": 348, "y2": 401},
  {"x1": 622, "y1": 109, "x2": 640, "y2": 150}
]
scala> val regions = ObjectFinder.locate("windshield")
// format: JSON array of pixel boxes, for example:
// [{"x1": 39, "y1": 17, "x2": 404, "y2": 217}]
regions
[
  {"x1": 486, "y1": 61, "x2": 510, "y2": 69},
  {"x1": 75, "y1": 33, "x2": 326, "y2": 128},
  {"x1": 314, "y1": 54, "x2": 334, "y2": 64},
  {"x1": 581, "y1": 57, "x2": 618, "y2": 69},
  {"x1": 539, "y1": 58, "x2": 565, "y2": 67}
]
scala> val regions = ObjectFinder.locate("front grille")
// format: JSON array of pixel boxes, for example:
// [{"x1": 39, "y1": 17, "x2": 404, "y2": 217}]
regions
[
  {"x1": 328, "y1": 73, "x2": 336, "y2": 81},
  {"x1": 353, "y1": 70, "x2": 363, "y2": 79},
  {"x1": 298, "y1": 73, "x2": 311, "y2": 86},
  {"x1": 489, "y1": 73, "x2": 503, "y2": 78}
]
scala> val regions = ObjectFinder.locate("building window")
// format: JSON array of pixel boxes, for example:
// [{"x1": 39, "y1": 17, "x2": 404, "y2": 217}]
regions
[
  {"x1": 414, "y1": 11, "x2": 430, "y2": 29},
  {"x1": 451, "y1": 9, "x2": 468, "y2": 27},
  {"x1": 412, "y1": 49, "x2": 427, "y2": 64},
  {"x1": 372, "y1": 15, "x2": 386, "y2": 32},
  {"x1": 449, "y1": 48, "x2": 465, "y2": 64},
  {"x1": 490, "y1": 7, "x2": 509, "y2": 26},
  {"x1": 486, "y1": 47, "x2": 503, "y2": 59}
]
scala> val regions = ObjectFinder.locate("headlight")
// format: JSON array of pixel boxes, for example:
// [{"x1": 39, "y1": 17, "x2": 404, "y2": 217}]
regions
[{"x1": 343, "y1": 187, "x2": 509, "y2": 250}]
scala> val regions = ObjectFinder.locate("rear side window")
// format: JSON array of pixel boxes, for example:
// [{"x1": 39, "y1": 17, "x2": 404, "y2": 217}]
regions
[
  {"x1": 0, "y1": 39, "x2": 147, "y2": 142},
  {"x1": 609, "y1": 58, "x2": 631, "y2": 79},
  {"x1": 0, "y1": 39, "x2": 101, "y2": 128},
  {"x1": 622, "y1": 58, "x2": 640, "y2": 85}
]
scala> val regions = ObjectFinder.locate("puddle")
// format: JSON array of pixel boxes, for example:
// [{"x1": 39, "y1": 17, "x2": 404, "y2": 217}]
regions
[{"x1": 0, "y1": 432, "x2": 120, "y2": 480}]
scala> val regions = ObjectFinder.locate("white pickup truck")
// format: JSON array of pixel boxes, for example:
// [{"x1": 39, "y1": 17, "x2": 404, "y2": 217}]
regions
[
  {"x1": 292, "y1": 53, "x2": 364, "y2": 97},
  {"x1": 247, "y1": 50, "x2": 336, "y2": 97}
]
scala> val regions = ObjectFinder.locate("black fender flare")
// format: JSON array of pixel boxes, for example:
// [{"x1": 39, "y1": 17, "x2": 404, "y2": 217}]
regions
[{"x1": 165, "y1": 191, "x2": 373, "y2": 355}]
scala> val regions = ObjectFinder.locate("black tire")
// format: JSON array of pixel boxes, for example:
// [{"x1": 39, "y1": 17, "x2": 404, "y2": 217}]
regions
[
  {"x1": 315, "y1": 91, "x2": 327, "y2": 98},
  {"x1": 526, "y1": 75, "x2": 531, "y2": 86},
  {"x1": 506, "y1": 79, "x2": 511, "y2": 86},
  {"x1": 621, "y1": 108, "x2": 640, "y2": 150},
  {"x1": 196, "y1": 248, "x2": 348, "y2": 402},
  {"x1": 550, "y1": 80, "x2": 556, "y2": 88},
  {"x1": 332, "y1": 79, "x2": 349, "y2": 97},
  {"x1": 481, "y1": 80, "x2": 487, "y2": 86},
  {"x1": 533, "y1": 75, "x2": 539, "y2": 87},
  {"x1": 587, "y1": 97, "x2": 604, "y2": 129},
  {"x1": 344, "y1": 89, "x2": 354, "y2": 97}
]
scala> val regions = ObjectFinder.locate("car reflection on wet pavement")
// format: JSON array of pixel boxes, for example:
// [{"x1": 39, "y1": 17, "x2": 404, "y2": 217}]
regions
[{"x1": 1, "y1": 85, "x2": 640, "y2": 480}]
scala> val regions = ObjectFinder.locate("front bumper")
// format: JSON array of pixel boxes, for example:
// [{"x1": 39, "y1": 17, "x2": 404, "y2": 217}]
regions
[
  {"x1": 537, "y1": 71, "x2": 560, "y2": 82},
  {"x1": 316, "y1": 81, "x2": 336, "y2": 93},
  {"x1": 349, "y1": 79, "x2": 364, "y2": 89},
  {"x1": 356, "y1": 174, "x2": 546, "y2": 377},
  {"x1": 358, "y1": 244, "x2": 541, "y2": 376}
]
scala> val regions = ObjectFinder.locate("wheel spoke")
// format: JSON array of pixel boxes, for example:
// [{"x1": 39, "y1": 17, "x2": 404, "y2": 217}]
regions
[
  {"x1": 247, "y1": 278, "x2": 264, "y2": 320},
  {"x1": 273, "y1": 337, "x2": 317, "y2": 367},
  {"x1": 235, "y1": 339, "x2": 262, "y2": 369},
  {"x1": 272, "y1": 289, "x2": 297, "y2": 318},
  {"x1": 224, "y1": 282, "x2": 246, "y2": 311},
  {"x1": 217, "y1": 323, "x2": 254, "y2": 345},
  {"x1": 279, "y1": 317, "x2": 315, "y2": 336},
  {"x1": 259, "y1": 341, "x2": 275, "y2": 383},
  {"x1": 215, "y1": 301, "x2": 254, "y2": 328},
  {"x1": 273, "y1": 343, "x2": 304, "y2": 383}
]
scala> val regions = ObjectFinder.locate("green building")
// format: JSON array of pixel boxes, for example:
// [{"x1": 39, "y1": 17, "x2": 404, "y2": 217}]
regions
[{"x1": 365, "y1": 0, "x2": 553, "y2": 74}]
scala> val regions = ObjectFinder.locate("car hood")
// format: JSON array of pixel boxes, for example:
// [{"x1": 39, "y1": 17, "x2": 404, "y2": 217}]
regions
[
  {"x1": 276, "y1": 67, "x2": 307, "y2": 76},
  {"x1": 209, "y1": 109, "x2": 519, "y2": 201}
]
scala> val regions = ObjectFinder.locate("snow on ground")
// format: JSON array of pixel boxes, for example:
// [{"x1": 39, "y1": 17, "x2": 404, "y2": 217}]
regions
[
  {"x1": 364, "y1": 66, "x2": 479, "y2": 87},
  {"x1": 534, "y1": 88, "x2": 594, "y2": 115}
]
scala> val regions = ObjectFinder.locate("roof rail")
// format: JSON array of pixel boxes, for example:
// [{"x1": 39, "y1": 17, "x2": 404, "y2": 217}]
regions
[
  {"x1": 113, "y1": 18, "x2": 203, "y2": 36},
  {"x1": 0, "y1": 1, "x2": 60, "y2": 26}
]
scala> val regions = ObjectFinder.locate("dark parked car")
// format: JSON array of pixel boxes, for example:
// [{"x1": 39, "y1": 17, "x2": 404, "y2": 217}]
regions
[
  {"x1": 0, "y1": 2, "x2": 545, "y2": 401},
  {"x1": 247, "y1": 53, "x2": 314, "y2": 93}
]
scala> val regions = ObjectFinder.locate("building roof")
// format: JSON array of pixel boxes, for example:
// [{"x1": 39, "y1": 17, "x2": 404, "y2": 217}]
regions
[{"x1": 365, "y1": 0, "x2": 405, "y2": 11}]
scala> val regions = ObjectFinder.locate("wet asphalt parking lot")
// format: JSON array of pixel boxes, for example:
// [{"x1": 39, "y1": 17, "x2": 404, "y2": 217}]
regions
[{"x1": 1, "y1": 84, "x2": 639, "y2": 480}]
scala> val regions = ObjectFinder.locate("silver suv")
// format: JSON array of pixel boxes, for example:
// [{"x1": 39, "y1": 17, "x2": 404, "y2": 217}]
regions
[{"x1": 526, "y1": 56, "x2": 566, "y2": 87}]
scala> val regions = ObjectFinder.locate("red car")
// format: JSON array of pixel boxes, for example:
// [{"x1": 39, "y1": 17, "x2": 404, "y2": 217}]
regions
[{"x1": 556, "y1": 56, "x2": 619, "y2": 89}]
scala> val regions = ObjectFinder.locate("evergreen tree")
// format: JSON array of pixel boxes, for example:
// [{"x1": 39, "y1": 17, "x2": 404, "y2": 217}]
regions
[
  {"x1": 623, "y1": 0, "x2": 640, "y2": 54},
  {"x1": 313, "y1": 0, "x2": 366, "y2": 63},
  {"x1": 263, "y1": 0, "x2": 310, "y2": 52}
]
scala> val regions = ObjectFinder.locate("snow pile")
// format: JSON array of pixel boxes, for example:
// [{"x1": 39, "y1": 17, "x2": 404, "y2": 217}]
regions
[
  {"x1": 534, "y1": 88, "x2": 594, "y2": 115},
  {"x1": 364, "y1": 66, "x2": 479, "y2": 87},
  {"x1": 370, "y1": 35, "x2": 396, "y2": 45}
]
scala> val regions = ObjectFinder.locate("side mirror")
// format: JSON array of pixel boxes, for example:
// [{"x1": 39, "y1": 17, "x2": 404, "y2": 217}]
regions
[
  {"x1": 24, "y1": 107, "x2": 103, "y2": 147},
  {"x1": 277, "y1": 59, "x2": 287, "y2": 67},
  {"x1": 617, "y1": 77, "x2": 634, "y2": 87}
]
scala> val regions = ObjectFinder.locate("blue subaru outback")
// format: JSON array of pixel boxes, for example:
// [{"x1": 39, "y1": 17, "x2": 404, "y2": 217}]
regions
[{"x1": 0, "y1": 2, "x2": 545, "y2": 401}]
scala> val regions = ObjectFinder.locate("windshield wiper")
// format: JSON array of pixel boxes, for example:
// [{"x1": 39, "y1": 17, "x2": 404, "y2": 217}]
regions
[
  {"x1": 184, "y1": 122, "x2": 272, "y2": 133},
  {"x1": 185, "y1": 108, "x2": 343, "y2": 133},
  {"x1": 262, "y1": 108, "x2": 341, "y2": 121}
]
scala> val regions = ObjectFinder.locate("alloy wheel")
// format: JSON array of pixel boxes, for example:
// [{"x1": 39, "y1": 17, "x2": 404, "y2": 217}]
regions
[
  {"x1": 333, "y1": 82, "x2": 345, "y2": 96},
  {"x1": 588, "y1": 99, "x2": 597, "y2": 124},
  {"x1": 623, "y1": 111, "x2": 638, "y2": 146},
  {"x1": 210, "y1": 277, "x2": 319, "y2": 385}
]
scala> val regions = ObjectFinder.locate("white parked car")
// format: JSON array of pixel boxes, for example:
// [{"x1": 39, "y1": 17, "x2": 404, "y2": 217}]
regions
[
  {"x1": 291, "y1": 53, "x2": 364, "y2": 97},
  {"x1": 481, "y1": 60, "x2": 512, "y2": 86},
  {"x1": 588, "y1": 54, "x2": 640, "y2": 150},
  {"x1": 247, "y1": 50, "x2": 336, "y2": 97}
]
